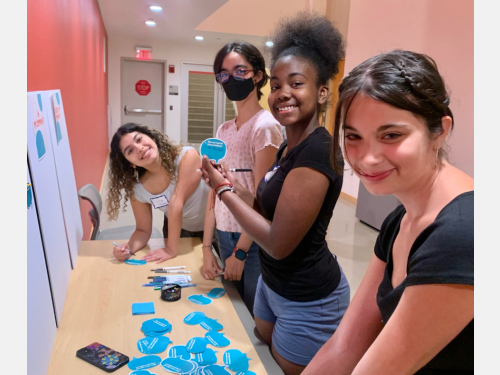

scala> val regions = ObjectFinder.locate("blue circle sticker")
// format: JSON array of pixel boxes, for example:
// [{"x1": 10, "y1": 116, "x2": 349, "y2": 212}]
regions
[{"x1": 200, "y1": 138, "x2": 227, "y2": 163}]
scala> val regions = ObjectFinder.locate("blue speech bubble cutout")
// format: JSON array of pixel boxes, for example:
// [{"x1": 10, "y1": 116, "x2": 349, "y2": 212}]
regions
[
  {"x1": 192, "y1": 347, "x2": 218, "y2": 366},
  {"x1": 36, "y1": 130, "x2": 46, "y2": 159},
  {"x1": 142, "y1": 318, "x2": 172, "y2": 332},
  {"x1": 186, "y1": 337, "x2": 209, "y2": 353},
  {"x1": 194, "y1": 367, "x2": 207, "y2": 375},
  {"x1": 168, "y1": 345, "x2": 192, "y2": 360},
  {"x1": 204, "y1": 365, "x2": 232, "y2": 375},
  {"x1": 188, "y1": 294, "x2": 213, "y2": 306},
  {"x1": 128, "y1": 355, "x2": 162, "y2": 370},
  {"x1": 125, "y1": 259, "x2": 147, "y2": 265},
  {"x1": 223, "y1": 349, "x2": 252, "y2": 372},
  {"x1": 137, "y1": 335, "x2": 172, "y2": 354},
  {"x1": 184, "y1": 311, "x2": 206, "y2": 325},
  {"x1": 207, "y1": 288, "x2": 226, "y2": 299},
  {"x1": 200, "y1": 138, "x2": 227, "y2": 163},
  {"x1": 142, "y1": 329, "x2": 170, "y2": 337},
  {"x1": 199, "y1": 317, "x2": 223, "y2": 332},
  {"x1": 129, "y1": 370, "x2": 157, "y2": 375},
  {"x1": 161, "y1": 357, "x2": 198, "y2": 374},
  {"x1": 205, "y1": 331, "x2": 230, "y2": 348}
]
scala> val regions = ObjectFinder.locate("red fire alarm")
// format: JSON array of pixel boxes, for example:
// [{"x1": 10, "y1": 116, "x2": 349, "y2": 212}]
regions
[{"x1": 169, "y1": 65, "x2": 175, "y2": 73}]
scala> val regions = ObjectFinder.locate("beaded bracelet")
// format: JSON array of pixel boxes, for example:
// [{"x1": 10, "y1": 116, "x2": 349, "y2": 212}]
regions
[{"x1": 217, "y1": 187, "x2": 235, "y2": 200}]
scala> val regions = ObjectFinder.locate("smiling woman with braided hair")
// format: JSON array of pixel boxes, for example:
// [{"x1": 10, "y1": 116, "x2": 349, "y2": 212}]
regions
[{"x1": 303, "y1": 50, "x2": 474, "y2": 374}]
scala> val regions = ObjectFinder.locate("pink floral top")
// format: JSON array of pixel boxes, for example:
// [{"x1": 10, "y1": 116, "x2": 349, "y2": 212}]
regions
[{"x1": 214, "y1": 109, "x2": 283, "y2": 232}]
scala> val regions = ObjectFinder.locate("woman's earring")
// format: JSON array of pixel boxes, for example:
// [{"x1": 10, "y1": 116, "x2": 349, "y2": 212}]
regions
[
  {"x1": 134, "y1": 168, "x2": 139, "y2": 181},
  {"x1": 435, "y1": 149, "x2": 439, "y2": 168}
]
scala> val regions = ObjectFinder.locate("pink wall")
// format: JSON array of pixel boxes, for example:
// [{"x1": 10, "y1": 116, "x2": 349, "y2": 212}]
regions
[
  {"x1": 28, "y1": 0, "x2": 109, "y2": 240},
  {"x1": 342, "y1": 0, "x2": 473, "y2": 196}
]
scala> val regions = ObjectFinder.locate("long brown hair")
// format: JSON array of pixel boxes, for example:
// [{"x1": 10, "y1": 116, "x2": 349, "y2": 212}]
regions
[{"x1": 106, "y1": 123, "x2": 182, "y2": 220}]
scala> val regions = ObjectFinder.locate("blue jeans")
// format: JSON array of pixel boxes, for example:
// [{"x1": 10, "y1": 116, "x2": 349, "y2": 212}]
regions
[{"x1": 215, "y1": 229, "x2": 261, "y2": 315}]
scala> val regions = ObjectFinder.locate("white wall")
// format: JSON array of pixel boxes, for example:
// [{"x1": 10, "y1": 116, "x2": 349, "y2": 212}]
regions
[{"x1": 108, "y1": 36, "x2": 226, "y2": 143}]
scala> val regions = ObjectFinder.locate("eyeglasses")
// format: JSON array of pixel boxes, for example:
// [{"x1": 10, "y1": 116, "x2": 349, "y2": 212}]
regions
[{"x1": 215, "y1": 68, "x2": 253, "y2": 83}]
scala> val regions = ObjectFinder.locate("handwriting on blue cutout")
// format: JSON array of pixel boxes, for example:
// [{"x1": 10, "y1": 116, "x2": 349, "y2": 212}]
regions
[
  {"x1": 205, "y1": 331, "x2": 230, "y2": 347},
  {"x1": 207, "y1": 288, "x2": 226, "y2": 299},
  {"x1": 188, "y1": 294, "x2": 212, "y2": 306},
  {"x1": 127, "y1": 355, "x2": 161, "y2": 370},
  {"x1": 186, "y1": 337, "x2": 208, "y2": 353},
  {"x1": 200, "y1": 138, "x2": 227, "y2": 163},
  {"x1": 184, "y1": 311, "x2": 206, "y2": 325},
  {"x1": 160, "y1": 357, "x2": 198, "y2": 374},
  {"x1": 168, "y1": 345, "x2": 192, "y2": 360}
]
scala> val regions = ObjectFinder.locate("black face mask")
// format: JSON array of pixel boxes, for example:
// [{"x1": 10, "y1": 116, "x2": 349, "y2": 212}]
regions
[{"x1": 222, "y1": 76, "x2": 255, "y2": 101}]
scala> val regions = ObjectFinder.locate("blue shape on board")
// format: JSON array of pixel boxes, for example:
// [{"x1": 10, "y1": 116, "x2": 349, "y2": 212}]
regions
[
  {"x1": 160, "y1": 357, "x2": 198, "y2": 374},
  {"x1": 235, "y1": 372, "x2": 257, "y2": 375},
  {"x1": 37, "y1": 93, "x2": 43, "y2": 111},
  {"x1": 129, "y1": 371, "x2": 157, "y2": 375},
  {"x1": 137, "y1": 335, "x2": 172, "y2": 354},
  {"x1": 223, "y1": 349, "x2": 252, "y2": 372},
  {"x1": 142, "y1": 318, "x2": 172, "y2": 333},
  {"x1": 132, "y1": 302, "x2": 155, "y2": 315},
  {"x1": 125, "y1": 259, "x2": 147, "y2": 265},
  {"x1": 56, "y1": 92, "x2": 60, "y2": 105},
  {"x1": 184, "y1": 311, "x2": 206, "y2": 325},
  {"x1": 205, "y1": 331, "x2": 230, "y2": 348},
  {"x1": 168, "y1": 345, "x2": 192, "y2": 360},
  {"x1": 199, "y1": 138, "x2": 227, "y2": 163},
  {"x1": 193, "y1": 348, "x2": 218, "y2": 366},
  {"x1": 188, "y1": 294, "x2": 212, "y2": 306},
  {"x1": 36, "y1": 130, "x2": 46, "y2": 159},
  {"x1": 27, "y1": 184, "x2": 33, "y2": 209},
  {"x1": 186, "y1": 337, "x2": 209, "y2": 353},
  {"x1": 142, "y1": 329, "x2": 170, "y2": 337},
  {"x1": 207, "y1": 288, "x2": 226, "y2": 299},
  {"x1": 56, "y1": 121, "x2": 62, "y2": 143},
  {"x1": 194, "y1": 367, "x2": 207, "y2": 375},
  {"x1": 127, "y1": 355, "x2": 162, "y2": 370},
  {"x1": 199, "y1": 317, "x2": 223, "y2": 332},
  {"x1": 203, "y1": 365, "x2": 232, "y2": 375}
]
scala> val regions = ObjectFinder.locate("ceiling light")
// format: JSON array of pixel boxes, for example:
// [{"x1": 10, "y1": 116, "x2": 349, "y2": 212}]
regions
[
  {"x1": 150, "y1": 6, "x2": 162, "y2": 11},
  {"x1": 145, "y1": 20, "x2": 156, "y2": 26},
  {"x1": 195, "y1": 36, "x2": 204, "y2": 41},
  {"x1": 266, "y1": 41, "x2": 274, "y2": 47}
]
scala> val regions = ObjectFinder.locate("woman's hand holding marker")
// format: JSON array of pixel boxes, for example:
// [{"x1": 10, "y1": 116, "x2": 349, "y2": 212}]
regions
[
  {"x1": 113, "y1": 242, "x2": 131, "y2": 262},
  {"x1": 199, "y1": 156, "x2": 229, "y2": 191}
]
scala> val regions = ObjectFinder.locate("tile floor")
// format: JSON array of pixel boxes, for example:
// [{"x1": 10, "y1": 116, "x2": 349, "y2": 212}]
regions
[{"x1": 98, "y1": 160, "x2": 379, "y2": 298}]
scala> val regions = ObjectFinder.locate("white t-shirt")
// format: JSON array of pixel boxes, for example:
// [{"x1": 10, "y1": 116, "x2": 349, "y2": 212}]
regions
[{"x1": 133, "y1": 146, "x2": 209, "y2": 232}]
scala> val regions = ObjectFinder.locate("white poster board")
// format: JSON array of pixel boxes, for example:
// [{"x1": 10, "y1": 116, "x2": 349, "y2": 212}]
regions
[
  {"x1": 42, "y1": 90, "x2": 83, "y2": 266},
  {"x1": 27, "y1": 163, "x2": 57, "y2": 375},
  {"x1": 27, "y1": 92, "x2": 72, "y2": 324}
]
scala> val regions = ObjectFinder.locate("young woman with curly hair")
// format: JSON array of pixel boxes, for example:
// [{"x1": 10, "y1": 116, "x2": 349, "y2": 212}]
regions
[
  {"x1": 200, "y1": 12, "x2": 349, "y2": 374},
  {"x1": 107, "y1": 123, "x2": 209, "y2": 263}
]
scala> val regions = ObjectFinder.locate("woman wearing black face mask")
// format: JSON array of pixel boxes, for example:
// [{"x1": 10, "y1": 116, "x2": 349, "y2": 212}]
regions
[{"x1": 201, "y1": 42, "x2": 283, "y2": 315}]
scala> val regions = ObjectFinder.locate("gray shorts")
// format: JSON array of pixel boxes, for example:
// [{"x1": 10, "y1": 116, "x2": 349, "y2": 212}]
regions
[{"x1": 253, "y1": 268, "x2": 350, "y2": 366}]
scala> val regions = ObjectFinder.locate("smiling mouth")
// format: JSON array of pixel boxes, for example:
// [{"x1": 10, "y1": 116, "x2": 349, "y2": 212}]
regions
[
  {"x1": 359, "y1": 169, "x2": 395, "y2": 182},
  {"x1": 141, "y1": 148, "x2": 151, "y2": 160},
  {"x1": 277, "y1": 105, "x2": 297, "y2": 113}
]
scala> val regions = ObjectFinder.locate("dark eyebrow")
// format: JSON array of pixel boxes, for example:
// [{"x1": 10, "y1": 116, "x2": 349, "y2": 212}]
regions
[
  {"x1": 123, "y1": 133, "x2": 140, "y2": 154},
  {"x1": 270, "y1": 72, "x2": 307, "y2": 81},
  {"x1": 343, "y1": 123, "x2": 410, "y2": 132},
  {"x1": 220, "y1": 64, "x2": 248, "y2": 72}
]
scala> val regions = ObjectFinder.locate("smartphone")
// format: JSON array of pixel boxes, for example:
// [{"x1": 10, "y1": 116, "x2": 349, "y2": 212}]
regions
[{"x1": 76, "y1": 342, "x2": 129, "y2": 372}]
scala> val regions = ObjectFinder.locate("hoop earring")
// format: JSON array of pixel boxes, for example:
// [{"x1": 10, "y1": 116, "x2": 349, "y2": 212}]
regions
[{"x1": 134, "y1": 168, "x2": 139, "y2": 182}]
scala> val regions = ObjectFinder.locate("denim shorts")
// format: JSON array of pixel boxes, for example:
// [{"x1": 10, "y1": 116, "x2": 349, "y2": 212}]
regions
[{"x1": 253, "y1": 268, "x2": 350, "y2": 366}]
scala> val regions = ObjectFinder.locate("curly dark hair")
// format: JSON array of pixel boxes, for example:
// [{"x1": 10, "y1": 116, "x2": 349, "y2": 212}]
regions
[
  {"x1": 332, "y1": 49, "x2": 454, "y2": 174},
  {"x1": 269, "y1": 11, "x2": 345, "y2": 86},
  {"x1": 106, "y1": 123, "x2": 183, "y2": 221},
  {"x1": 213, "y1": 41, "x2": 269, "y2": 101}
]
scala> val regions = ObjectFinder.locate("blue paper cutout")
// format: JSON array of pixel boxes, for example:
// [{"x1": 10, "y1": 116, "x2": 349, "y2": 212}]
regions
[
  {"x1": 199, "y1": 317, "x2": 223, "y2": 331},
  {"x1": 193, "y1": 348, "x2": 218, "y2": 366},
  {"x1": 184, "y1": 311, "x2": 206, "y2": 325},
  {"x1": 142, "y1": 318, "x2": 171, "y2": 332},
  {"x1": 132, "y1": 302, "x2": 155, "y2": 315},
  {"x1": 129, "y1": 370, "x2": 157, "y2": 375},
  {"x1": 37, "y1": 93, "x2": 43, "y2": 111},
  {"x1": 194, "y1": 367, "x2": 207, "y2": 375},
  {"x1": 186, "y1": 337, "x2": 208, "y2": 353},
  {"x1": 223, "y1": 349, "x2": 252, "y2": 372},
  {"x1": 142, "y1": 329, "x2": 169, "y2": 337},
  {"x1": 235, "y1": 372, "x2": 257, "y2": 375},
  {"x1": 125, "y1": 259, "x2": 147, "y2": 265},
  {"x1": 205, "y1": 331, "x2": 230, "y2": 347},
  {"x1": 56, "y1": 121, "x2": 62, "y2": 143},
  {"x1": 168, "y1": 345, "x2": 192, "y2": 360},
  {"x1": 36, "y1": 130, "x2": 46, "y2": 159},
  {"x1": 207, "y1": 288, "x2": 226, "y2": 299},
  {"x1": 128, "y1": 355, "x2": 162, "y2": 370},
  {"x1": 200, "y1": 138, "x2": 227, "y2": 163},
  {"x1": 55, "y1": 92, "x2": 60, "y2": 105},
  {"x1": 27, "y1": 184, "x2": 33, "y2": 209},
  {"x1": 188, "y1": 294, "x2": 212, "y2": 306},
  {"x1": 137, "y1": 335, "x2": 172, "y2": 354},
  {"x1": 203, "y1": 365, "x2": 231, "y2": 375},
  {"x1": 160, "y1": 357, "x2": 198, "y2": 374}
]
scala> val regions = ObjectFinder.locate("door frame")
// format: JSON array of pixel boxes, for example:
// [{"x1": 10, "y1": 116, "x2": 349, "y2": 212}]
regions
[
  {"x1": 120, "y1": 57, "x2": 167, "y2": 133},
  {"x1": 180, "y1": 61, "x2": 226, "y2": 143}
]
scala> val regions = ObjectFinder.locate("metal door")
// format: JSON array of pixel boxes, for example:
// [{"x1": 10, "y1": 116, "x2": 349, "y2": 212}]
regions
[{"x1": 121, "y1": 59, "x2": 165, "y2": 133}]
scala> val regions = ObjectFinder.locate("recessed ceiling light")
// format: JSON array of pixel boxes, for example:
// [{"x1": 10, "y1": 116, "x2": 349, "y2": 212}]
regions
[
  {"x1": 265, "y1": 41, "x2": 274, "y2": 47},
  {"x1": 150, "y1": 6, "x2": 162, "y2": 11},
  {"x1": 145, "y1": 20, "x2": 156, "y2": 26},
  {"x1": 195, "y1": 36, "x2": 204, "y2": 41}
]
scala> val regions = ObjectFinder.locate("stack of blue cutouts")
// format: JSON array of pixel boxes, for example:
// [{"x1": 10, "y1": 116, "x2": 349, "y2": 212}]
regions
[
  {"x1": 141, "y1": 318, "x2": 172, "y2": 337},
  {"x1": 183, "y1": 312, "x2": 224, "y2": 332},
  {"x1": 187, "y1": 288, "x2": 226, "y2": 306},
  {"x1": 223, "y1": 349, "x2": 252, "y2": 372}
]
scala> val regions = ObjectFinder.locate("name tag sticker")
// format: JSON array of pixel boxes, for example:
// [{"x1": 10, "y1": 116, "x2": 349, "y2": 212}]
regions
[
  {"x1": 151, "y1": 195, "x2": 169, "y2": 209},
  {"x1": 264, "y1": 166, "x2": 280, "y2": 183}
]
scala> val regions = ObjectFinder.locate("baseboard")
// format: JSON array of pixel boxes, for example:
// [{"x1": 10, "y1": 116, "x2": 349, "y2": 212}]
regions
[{"x1": 340, "y1": 191, "x2": 357, "y2": 205}]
